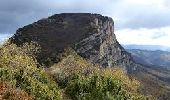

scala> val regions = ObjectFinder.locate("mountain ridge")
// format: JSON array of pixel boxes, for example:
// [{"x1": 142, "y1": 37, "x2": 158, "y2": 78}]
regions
[
  {"x1": 7, "y1": 13, "x2": 170, "y2": 99},
  {"x1": 127, "y1": 49, "x2": 170, "y2": 69},
  {"x1": 9, "y1": 13, "x2": 136, "y2": 73},
  {"x1": 124, "y1": 44, "x2": 170, "y2": 51}
]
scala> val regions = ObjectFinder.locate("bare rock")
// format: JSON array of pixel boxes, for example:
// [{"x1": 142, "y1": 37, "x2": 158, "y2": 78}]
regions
[{"x1": 10, "y1": 13, "x2": 135, "y2": 72}]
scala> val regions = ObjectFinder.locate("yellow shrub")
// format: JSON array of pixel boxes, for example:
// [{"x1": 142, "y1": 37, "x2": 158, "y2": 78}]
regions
[
  {"x1": 49, "y1": 50, "x2": 150, "y2": 100},
  {"x1": 0, "y1": 42, "x2": 62, "y2": 100}
]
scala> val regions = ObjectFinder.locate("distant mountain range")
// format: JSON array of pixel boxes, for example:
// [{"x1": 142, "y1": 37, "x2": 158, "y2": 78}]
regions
[
  {"x1": 123, "y1": 44, "x2": 170, "y2": 52},
  {"x1": 127, "y1": 49, "x2": 170, "y2": 70},
  {"x1": 124, "y1": 44, "x2": 170, "y2": 69}
]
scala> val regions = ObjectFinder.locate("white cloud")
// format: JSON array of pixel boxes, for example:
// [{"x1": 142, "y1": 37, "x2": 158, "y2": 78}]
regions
[
  {"x1": 115, "y1": 26, "x2": 170, "y2": 47},
  {"x1": 125, "y1": 0, "x2": 164, "y2": 6},
  {"x1": 0, "y1": 0, "x2": 170, "y2": 47},
  {"x1": 0, "y1": 34, "x2": 12, "y2": 44}
]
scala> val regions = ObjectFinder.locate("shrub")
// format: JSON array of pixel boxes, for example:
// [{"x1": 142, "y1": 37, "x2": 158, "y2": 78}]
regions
[
  {"x1": 66, "y1": 74, "x2": 127, "y2": 100},
  {"x1": 65, "y1": 73, "x2": 148, "y2": 100},
  {"x1": 0, "y1": 42, "x2": 151, "y2": 100},
  {"x1": 0, "y1": 81, "x2": 33, "y2": 100},
  {"x1": 49, "y1": 52, "x2": 149, "y2": 100},
  {"x1": 0, "y1": 42, "x2": 62, "y2": 100}
]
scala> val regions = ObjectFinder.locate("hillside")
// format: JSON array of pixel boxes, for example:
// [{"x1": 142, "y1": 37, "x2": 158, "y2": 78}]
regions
[
  {"x1": 0, "y1": 43, "x2": 148, "y2": 100},
  {"x1": 127, "y1": 49, "x2": 170, "y2": 93},
  {"x1": 0, "y1": 13, "x2": 169, "y2": 99}
]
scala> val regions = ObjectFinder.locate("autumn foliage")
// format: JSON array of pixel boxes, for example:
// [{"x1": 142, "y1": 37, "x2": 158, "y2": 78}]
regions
[{"x1": 0, "y1": 43, "x2": 150, "y2": 100}]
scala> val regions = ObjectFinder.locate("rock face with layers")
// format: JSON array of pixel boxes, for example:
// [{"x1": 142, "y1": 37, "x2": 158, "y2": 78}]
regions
[{"x1": 10, "y1": 13, "x2": 135, "y2": 72}]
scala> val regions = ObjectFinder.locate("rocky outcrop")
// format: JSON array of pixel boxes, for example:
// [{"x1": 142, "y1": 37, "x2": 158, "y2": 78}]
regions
[{"x1": 10, "y1": 13, "x2": 136, "y2": 72}]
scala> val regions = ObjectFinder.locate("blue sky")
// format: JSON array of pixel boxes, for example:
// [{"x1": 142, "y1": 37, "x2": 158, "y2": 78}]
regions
[{"x1": 0, "y1": 0, "x2": 170, "y2": 46}]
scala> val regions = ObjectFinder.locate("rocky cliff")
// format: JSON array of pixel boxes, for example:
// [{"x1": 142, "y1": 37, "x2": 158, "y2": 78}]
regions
[
  {"x1": 9, "y1": 13, "x2": 170, "y2": 99},
  {"x1": 10, "y1": 13, "x2": 135, "y2": 72}
]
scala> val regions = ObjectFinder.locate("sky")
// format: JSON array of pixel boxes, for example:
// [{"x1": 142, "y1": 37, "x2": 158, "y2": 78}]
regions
[{"x1": 0, "y1": 0, "x2": 170, "y2": 47}]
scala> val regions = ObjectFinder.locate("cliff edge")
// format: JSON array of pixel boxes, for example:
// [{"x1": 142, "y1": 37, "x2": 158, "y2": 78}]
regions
[{"x1": 10, "y1": 13, "x2": 136, "y2": 72}]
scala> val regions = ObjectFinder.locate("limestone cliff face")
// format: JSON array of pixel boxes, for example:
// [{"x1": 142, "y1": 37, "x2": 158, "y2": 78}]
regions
[{"x1": 10, "y1": 13, "x2": 135, "y2": 72}]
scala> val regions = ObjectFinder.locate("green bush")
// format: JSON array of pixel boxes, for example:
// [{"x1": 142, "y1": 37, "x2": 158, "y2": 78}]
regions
[
  {"x1": 0, "y1": 42, "x2": 62, "y2": 100},
  {"x1": 50, "y1": 53, "x2": 150, "y2": 100},
  {"x1": 0, "y1": 42, "x2": 150, "y2": 100},
  {"x1": 65, "y1": 74, "x2": 146, "y2": 100}
]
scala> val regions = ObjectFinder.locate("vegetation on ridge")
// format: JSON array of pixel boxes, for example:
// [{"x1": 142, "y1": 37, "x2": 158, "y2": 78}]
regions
[
  {"x1": 49, "y1": 48, "x2": 151, "y2": 100},
  {"x1": 0, "y1": 42, "x2": 62, "y2": 100},
  {"x1": 0, "y1": 42, "x2": 150, "y2": 100}
]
